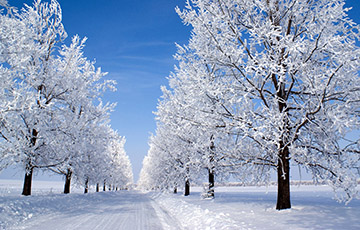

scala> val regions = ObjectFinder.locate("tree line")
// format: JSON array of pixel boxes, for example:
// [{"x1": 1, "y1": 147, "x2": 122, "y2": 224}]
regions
[
  {"x1": 0, "y1": 0, "x2": 133, "y2": 195},
  {"x1": 139, "y1": 0, "x2": 360, "y2": 210}
]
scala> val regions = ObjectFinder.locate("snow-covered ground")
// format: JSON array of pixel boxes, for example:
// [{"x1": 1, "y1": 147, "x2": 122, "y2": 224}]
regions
[
  {"x1": 1, "y1": 180, "x2": 359, "y2": 230},
  {"x1": 0, "y1": 180, "x2": 169, "y2": 230},
  {"x1": 152, "y1": 186, "x2": 360, "y2": 229}
]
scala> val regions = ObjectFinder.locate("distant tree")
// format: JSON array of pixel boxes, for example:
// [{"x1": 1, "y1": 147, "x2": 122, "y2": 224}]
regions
[
  {"x1": 139, "y1": 129, "x2": 187, "y2": 193},
  {"x1": 102, "y1": 130, "x2": 134, "y2": 190},
  {"x1": 164, "y1": 49, "x2": 236, "y2": 198},
  {"x1": 140, "y1": 50, "x2": 234, "y2": 197},
  {"x1": 176, "y1": 0, "x2": 360, "y2": 209},
  {"x1": 65, "y1": 124, "x2": 134, "y2": 193},
  {"x1": 112, "y1": 137, "x2": 134, "y2": 189}
]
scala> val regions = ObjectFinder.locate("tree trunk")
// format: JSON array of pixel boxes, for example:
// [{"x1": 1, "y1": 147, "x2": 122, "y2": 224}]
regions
[
  {"x1": 275, "y1": 83, "x2": 291, "y2": 210},
  {"x1": 208, "y1": 137, "x2": 215, "y2": 198},
  {"x1": 84, "y1": 179, "x2": 89, "y2": 194},
  {"x1": 208, "y1": 169, "x2": 215, "y2": 198},
  {"x1": 276, "y1": 145, "x2": 291, "y2": 210},
  {"x1": 64, "y1": 169, "x2": 72, "y2": 194},
  {"x1": 173, "y1": 186, "x2": 177, "y2": 194},
  {"x1": 184, "y1": 179, "x2": 190, "y2": 196},
  {"x1": 103, "y1": 180, "x2": 106, "y2": 191},
  {"x1": 22, "y1": 166, "x2": 33, "y2": 196},
  {"x1": 273, "y1": 69, "x2": 291, "y2": 210},
  {"x1": 96, "y1": 183, "x2": 99, "y2": 192},
  {"x1": 22, "y1": 129, "x2": 38, "y2": 196}
]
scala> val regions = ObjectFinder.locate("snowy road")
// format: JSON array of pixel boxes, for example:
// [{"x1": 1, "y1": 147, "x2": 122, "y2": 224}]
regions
[{"x1": 10, "y1": 191, "x2": 179, "y2": 230}]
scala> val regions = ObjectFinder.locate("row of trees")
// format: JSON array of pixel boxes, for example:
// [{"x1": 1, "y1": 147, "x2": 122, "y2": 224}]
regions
[
  {"x1": 0, "y1": 0, "x2": 133, "y2": 195},
  {"x1": 139, "y1": 0, "x2": 360, "y2": 210}
]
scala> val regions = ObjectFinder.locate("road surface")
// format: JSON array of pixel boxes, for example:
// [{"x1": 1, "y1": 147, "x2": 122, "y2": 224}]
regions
[{"x1": 13, "y1": 191, "x2": 180, "y2": 230}]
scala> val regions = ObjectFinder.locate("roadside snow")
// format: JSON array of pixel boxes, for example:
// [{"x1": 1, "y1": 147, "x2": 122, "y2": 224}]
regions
[
  {"x1": 152, "y1": 185, "x2": 360, "y2": 230},
  {"x1": 151, "y1": 193, "x2": 238, "y2": 229}
]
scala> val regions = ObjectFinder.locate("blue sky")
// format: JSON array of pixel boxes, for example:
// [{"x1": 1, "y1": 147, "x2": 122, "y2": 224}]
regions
[
  {"x1": 1, "y1": 0, "x2": 359, "y2": 182},
  {"x1": 66, "y1": 0, "x2": 191, "y2": 182}
]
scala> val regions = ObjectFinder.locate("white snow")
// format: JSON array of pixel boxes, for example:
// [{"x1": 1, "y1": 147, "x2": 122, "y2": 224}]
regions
[{"x1": 1, "y1": 180, "x2": 359, "y2": 230}]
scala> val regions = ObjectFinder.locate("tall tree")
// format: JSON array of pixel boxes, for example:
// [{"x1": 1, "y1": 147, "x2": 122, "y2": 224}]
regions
[
  {"x1": 0, "y1": 0, "x2": 68, "y2": 195},
  {"x1": 0, "y1": 2, "x2": 35, "y2": 172},
  {"x1": 176, "y1": 0, "x2": 360, "y2": 209}
]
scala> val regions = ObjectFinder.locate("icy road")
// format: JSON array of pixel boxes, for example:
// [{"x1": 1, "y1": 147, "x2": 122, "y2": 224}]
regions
[{"x1": 10, "y1": 191, "x2": 180, "y2": 230}]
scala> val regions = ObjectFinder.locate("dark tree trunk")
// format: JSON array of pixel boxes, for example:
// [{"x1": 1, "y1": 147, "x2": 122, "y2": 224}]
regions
[
  {"x1": 184, "y1": 179, "x2": 190, "y2": 196},
  {"x1": 22, "y1": 129, "x2": 38, "y2": 196},
  {"x1": 274, "y1": 69, "x2": 291, "y2": 210},
  {"x1": 84, "y1": 179, "x2": 89, "y2": 194},
  {"x1": 276, "y1": 145, "x2": 291, "y2": 210},
  {"x1": 115, "y1": 187, "x2": 118, "y2": 191},
  {"x1": 208, "y1": 169, "x2": 215, "y2": 198},
  {"x1": 96, "y1": 183, "x2": 99, "y2": 192},
  {"x1": 103, "y1": 180, "x2": 106, "y2": 191},
  {"x1": 22, "y1": 166, "x2": 33, "y2": 196},
  {"x1": 173, "y1": 186, "x2": 177, "y2": 194},
  {"x1": 64, "y1": 169, "x2": 72, "y2": 194},
  {"x1": 208, "y1": 137, "x2": 215, "y2": 198}
]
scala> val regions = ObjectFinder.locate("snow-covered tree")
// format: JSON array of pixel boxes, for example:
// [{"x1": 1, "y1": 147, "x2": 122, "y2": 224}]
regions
[
  {"x1": 0, "y1": 3, "x2": 35, "y2": 171},
  {"x1": 106, "y1": 133, "x2": 133, "y2": 190},
  {"x1": 0, "y1": 0, "x2": 69, "y2": 195},
  {"x1": 0, "y1": 0, "x2": 132, "y2": 195},
  {"x1": 175, "y1": 0, "x2": 360, "y2": 209},
  {"x1": 75, "y1": 125, "x2": 134, "y2": 192},
  {"x1": 140, "y1": 49, "x2": 235, "y2": 197},
  {"x1": 44, "y1": 35, "x2": 117, "y2": 194},
  {"x1": 139, "y1": 125, "x2": 190, "y2": 193}
]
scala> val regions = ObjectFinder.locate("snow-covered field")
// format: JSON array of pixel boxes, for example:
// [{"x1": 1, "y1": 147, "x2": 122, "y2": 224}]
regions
[{"x1": 1, "y1": 180, "x2": 359, "y2": 230}]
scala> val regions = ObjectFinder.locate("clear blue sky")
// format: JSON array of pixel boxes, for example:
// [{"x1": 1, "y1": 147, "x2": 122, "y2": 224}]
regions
[
  {"x1": 1, "y1": 0, "x2": 359, "y2": 182},
  {"x1": 60, "y1": 0, "x2": 192, "y2": 182}
]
